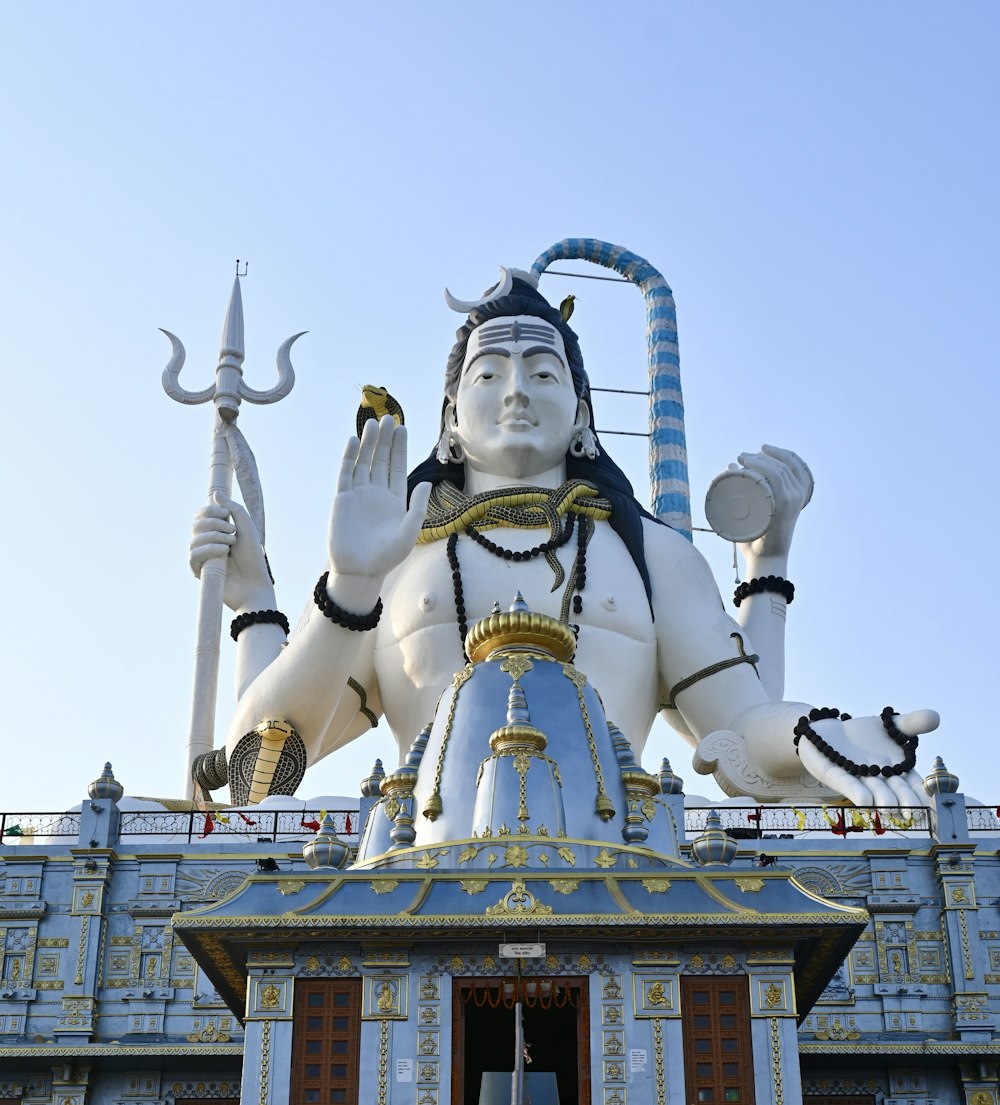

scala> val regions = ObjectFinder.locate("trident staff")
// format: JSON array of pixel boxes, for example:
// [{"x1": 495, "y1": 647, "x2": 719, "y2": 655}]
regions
[{"x1": 161, "y1": 270, "x2": 303, "y2": 797}]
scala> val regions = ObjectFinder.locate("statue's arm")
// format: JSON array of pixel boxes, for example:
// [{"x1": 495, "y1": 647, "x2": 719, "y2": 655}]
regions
[
  {"x1": 729, "y1": 445, "x2": 813, "y2": 700},
  {"x1": 644, "y1": 519, "x2": 938, "y2": 807},
  {"x1": 191, "y1": 417, "x2": 430, "y2": 767}
]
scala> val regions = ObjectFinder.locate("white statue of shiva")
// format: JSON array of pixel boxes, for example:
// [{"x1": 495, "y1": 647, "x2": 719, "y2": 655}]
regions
[{"x1": 189, "y1": 248, "x2": 938, "y2": 811}]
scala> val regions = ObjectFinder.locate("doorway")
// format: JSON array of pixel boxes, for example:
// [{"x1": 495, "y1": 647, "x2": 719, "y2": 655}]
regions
[{"x1": 452, "y1": 977, "x2": 590, "y2": 1105}]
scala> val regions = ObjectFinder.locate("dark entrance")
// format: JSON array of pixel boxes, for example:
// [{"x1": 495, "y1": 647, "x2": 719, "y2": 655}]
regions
[{"x1": 452, "y1": 977, "x2": 590, "y2": 1105}]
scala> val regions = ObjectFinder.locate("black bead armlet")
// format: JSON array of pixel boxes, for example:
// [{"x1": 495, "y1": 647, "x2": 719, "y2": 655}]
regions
[
  {"x1": 314, "y1": 572, "x2": 383, "y2": 631},
  {"x1": 734, "y1": 575, "x2": 795, "y2": 607},
  {"x1": 230, "y1": 609, "x2": 290, "y2": 641}
]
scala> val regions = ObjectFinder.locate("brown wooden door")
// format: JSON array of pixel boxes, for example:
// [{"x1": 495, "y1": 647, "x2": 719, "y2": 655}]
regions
[
  {"x1": 291, "y1": 978, "x2": 362, "y2": 1104},
  {"x1": 681, "y1": 976, "x2": 755, "y2": 1105}
]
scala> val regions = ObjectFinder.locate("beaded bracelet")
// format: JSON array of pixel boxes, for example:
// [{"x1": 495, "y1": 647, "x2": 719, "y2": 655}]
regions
[
  {"x1": 733, "y1": 575, "x2": 795, "y2": 608},
  {"x1": 314, "y1": 572, "x2": 383, "y2": 631},
  {"x1": 793, "y1": 706, "x2": 918, "y2": 778},
  {"x1": 230, "y1": 609, "x2": 290, "y2": 641}
]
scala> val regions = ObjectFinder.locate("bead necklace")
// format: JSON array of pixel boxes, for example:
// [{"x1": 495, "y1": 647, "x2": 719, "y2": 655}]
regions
[{"x1": 447, "y1": 513, "x2": 589, "y2": 655}]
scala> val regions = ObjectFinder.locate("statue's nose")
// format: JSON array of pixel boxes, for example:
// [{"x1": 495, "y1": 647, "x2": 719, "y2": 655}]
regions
[{"x1": 504, "y1": 360, "x2": 530, "y2": 405}]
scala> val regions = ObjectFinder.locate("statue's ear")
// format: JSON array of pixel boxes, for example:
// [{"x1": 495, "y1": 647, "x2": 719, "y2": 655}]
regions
[
  {"x1": 443, "y1": 400, "x2": 458, "y2": 430},
  {"x1": 574, "y1": 398, "x2": 591, "y2": 431}
]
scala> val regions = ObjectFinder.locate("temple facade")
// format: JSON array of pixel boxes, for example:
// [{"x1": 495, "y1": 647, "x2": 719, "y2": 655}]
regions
[{"x1": 2, "y1": 612, "x2": 999, "y2": 1105}]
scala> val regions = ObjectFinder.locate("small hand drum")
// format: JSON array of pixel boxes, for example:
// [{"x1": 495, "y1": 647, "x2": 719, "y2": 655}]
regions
[{"x1": 704, "y1": 467, "x2": 775, "y2": 542}]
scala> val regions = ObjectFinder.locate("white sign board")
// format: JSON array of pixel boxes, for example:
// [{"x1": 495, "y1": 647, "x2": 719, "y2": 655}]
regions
[
  {"x1": 499, "y1": 942, "x2": 546, "y2": 958},
  {"x1": 395, "y1": 1059, "x2": 413, "y2": 1083},
  {"x1": 629, "y1": 1049, "x2": 648, "y2": 1073}
]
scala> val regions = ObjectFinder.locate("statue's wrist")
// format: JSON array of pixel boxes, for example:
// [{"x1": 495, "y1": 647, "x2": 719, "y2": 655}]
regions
[
  {"x1": 323, "y1": 570, "x2": 384, "y2": 614},
  {"x1": 741, "y1": 552, "x2": 789, "y2": 579},
  {"x1": 237, "y1": 586, "x2": 279, "y2": 614}
]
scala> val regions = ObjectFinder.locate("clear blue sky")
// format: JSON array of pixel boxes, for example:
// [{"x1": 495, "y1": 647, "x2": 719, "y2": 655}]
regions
[{"x1": 2, "y1": 4, "x2": 997, "y2": 810}]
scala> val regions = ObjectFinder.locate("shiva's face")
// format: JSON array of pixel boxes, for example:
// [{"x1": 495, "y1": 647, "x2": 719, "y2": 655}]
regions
[{"x1": 448, "y1": 315, "x2": 588, "y2": 481}]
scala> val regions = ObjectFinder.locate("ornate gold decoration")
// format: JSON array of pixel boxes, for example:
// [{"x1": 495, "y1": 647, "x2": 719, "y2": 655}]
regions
[
  {"x1": 460, "y1": 880, "x2": 488, "y2": 895},
  {"x1": 722, "y1": 954, "x2": 737, "y2": 970},
  {"x1": 376, "y1": 981, "x2": 395, "y2": 1014},
  {"x1": 425, "y1": 664, "x2": 475, "y2": 819},
  {"x1": 504, "y1": 845, "x2": 529, "y2": 868},
  {"x1": 482, "y1": 954, "x2": 497, "y2": 971},
  {"x1": 604, "y1": 977, "x2": 623, "y2": 999},
  {"x1": 550, "y1": 880, "x2": 579, "y2": 895},
  {"x1": 416, "y1": 851, "x2": 449, "y2": 870},
  {"x1": 647, "y1": 981, "x2": 669, "y2": 1007},
  {"x1": 959, "y1": 909, "x2": 975, "y2": 980},
  {"x1": 764, "y1": 983, "x2": 783, "y2": 1008},
  {"x1": 450, "y1": 956, "x2": 464, "y2": 972},
  {"x1": 259, "y1": 984, "x2": 280, "y2": 1010},
  {"x1": 952, "y1": 886, "x2": 968, "y2": 903},
  {"x1": 605, "y1": 1030, "x2": 624, "y2": 1056},
  {"x1": 458, "y1": 846, "x2": 478, "y2": 864},
  {"x1": 484, "y1": 880, "x2": 554, "y2": 917},
  {"x1": 186, "y1": 1021, "x2": 232, "y2": 1043},
  {"x1": 769, "y1": 1018, "x2": 784, "y2": 1105},
  {"x1": 467, "y1": 607, "x2": 576, "y2": 663},
  {"x1": 557, "y1": 847, "x2": 576, "y2": 866},
  {"x1": 339, "y1": 956, "x2": 353, "y2": 971},
  {"x1": 258, "y1": 1019, "x2": 271, "y2": 1105},
  {"x1": 500, "y1": 654, "x2": 536, "y2": 681},
  {"x1": 595, "y1": 850, "x2": 617, "y2": 869},
  {"x1": 653, "y1": 1016, "x2": 666, "y2": 1105},
  {"x1": 277, "y1": 880, "x2": 306, "y2": 896},
  {"x1": 562, "y1": 664, "x2": 614, "y2": 820},
  {"x1": 377, "y1": 1019, "x2": 389, "y2": 1105},
  {"x1": 372, "y1": 880, "x2": 400, "y2": 895},
  {"x1": 815, "y1": 1017, "x2": 860, "y2": 1041},
  {"x1": 74, "y1": 916, "x2": 89, "y2": 985},
  {"x1": 642, "y1": 878, "x2": 671, "y2": 894},
  {"x1": 736, "y1": 877, "x2": 765, "y2": 893},
  {"x1": 81, "y1": 891, "x2": 94, "y2": 908},
  {"x1": 579, "y1": 953, "x2": 592, "y2": 970}
]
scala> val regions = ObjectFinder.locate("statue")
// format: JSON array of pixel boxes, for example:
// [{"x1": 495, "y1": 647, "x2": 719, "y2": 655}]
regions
[{"x1": 189, "y1": 258, "x2": 937, "y2": 809}]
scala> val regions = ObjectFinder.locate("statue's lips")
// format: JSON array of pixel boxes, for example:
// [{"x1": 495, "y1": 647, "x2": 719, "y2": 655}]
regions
[{"x1": 498, "y1": 415, "x2": 538, "y2": 428}]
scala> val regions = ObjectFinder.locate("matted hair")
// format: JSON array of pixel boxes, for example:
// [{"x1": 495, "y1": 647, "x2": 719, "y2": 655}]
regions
[{"x1": 407, "y1": 279, "x2": 664, "y2": 608}]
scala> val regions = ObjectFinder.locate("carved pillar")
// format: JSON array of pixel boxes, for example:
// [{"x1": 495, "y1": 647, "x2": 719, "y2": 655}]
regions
[
  {"x1": 241, "y1": 968, "x2": 294, "y2": 1105},
  {"x1": 746, "y1": 953, "x2": 802, "y2": 1105},
  {"x1": 960, "y1": 1062, "x2": 1000, "y2": 1105},
  {"x1": 933, "y1": 844, "x2": 995, "y2": 1039},
  {"x1": 48, "y1": 1064, "x2": 91, "y2": 1105}
]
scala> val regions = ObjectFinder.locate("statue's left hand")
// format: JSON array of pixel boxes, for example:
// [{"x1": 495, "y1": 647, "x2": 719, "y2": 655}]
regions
[
  {"x1": 797, "y1": 708, "x2": 940, "y2": 808},
  {"x1": 736, "y1": 445, "x2": 814, "y2": 563}
]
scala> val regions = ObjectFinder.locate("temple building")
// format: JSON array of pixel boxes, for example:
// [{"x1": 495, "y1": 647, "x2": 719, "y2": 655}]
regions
[{"x1": 1, "y1": 603, "x2": 999, "y2": 1104}]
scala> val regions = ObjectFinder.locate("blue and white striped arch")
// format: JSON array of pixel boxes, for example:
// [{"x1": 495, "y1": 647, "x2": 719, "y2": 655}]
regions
[{"x1": 530, "y1": 239, "x2": 690, "y2": 540}]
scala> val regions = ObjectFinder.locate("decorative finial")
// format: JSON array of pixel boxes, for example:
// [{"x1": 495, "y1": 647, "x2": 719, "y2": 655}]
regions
[
  {"x1": 88, "y1": 762, "x2": 124, "y2": 803},
  {"x1": 509, "y1": 592, "x2": 530, "y2": 615},
  {"x1": 361, "y1": 758, "x2": 386, "y2": 798},
  {"x1": 690, "y1": 809, "x2": 738, "y2": 866},
  {"x1": 923, "y1": 756, "x2": 960, "y2": 797},
  {"x1": 658, "y1": 757, "x2": 685, "y2": 795},
  {"x1": 302, "y1": 812, "x2": 351, "y2": 870}
]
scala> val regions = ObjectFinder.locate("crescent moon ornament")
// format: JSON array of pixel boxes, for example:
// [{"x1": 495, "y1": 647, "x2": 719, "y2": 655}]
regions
[{"x1": 444, "y1": 266, "x2": 514, "y2": 314}]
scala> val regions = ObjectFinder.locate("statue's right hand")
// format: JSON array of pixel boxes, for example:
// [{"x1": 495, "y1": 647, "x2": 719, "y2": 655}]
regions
[
  {"x1": 190, "y1": 493, "x2": 275, "y2": 612},
  {"x1": 328, "y1": 415, "x2": 432, "y2": 583}
]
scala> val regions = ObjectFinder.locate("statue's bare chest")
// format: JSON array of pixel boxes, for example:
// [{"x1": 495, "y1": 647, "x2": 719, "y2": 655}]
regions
[{"x1": 381, "y1": 523, "x2": 655, "y2": 646}]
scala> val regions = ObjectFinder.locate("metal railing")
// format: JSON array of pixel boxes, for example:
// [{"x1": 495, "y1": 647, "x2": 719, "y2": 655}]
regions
[
  {"x1": 0, "y1": 812, "x2": 82, "y2": 840},
  {"x1": 117, "y1": 808, "x2": 359, "y2": 843},
  {"x1": 683, "y1": 805, "x2": 933, "y2": 838}
]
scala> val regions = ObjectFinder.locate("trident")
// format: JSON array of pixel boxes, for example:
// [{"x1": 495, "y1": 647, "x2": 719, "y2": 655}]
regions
[{"x1": 161, "y1": 269, "x2": 304, "y2": 797}]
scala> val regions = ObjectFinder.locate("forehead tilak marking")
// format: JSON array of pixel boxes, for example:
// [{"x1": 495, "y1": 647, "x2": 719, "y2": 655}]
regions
[{"x1": 476, "y1": 320, "x2": 556, "y2": 345}]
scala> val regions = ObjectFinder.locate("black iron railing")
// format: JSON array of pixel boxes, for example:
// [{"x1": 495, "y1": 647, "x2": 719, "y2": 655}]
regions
[
  {"x1": 117, "y1": 808, "x2": 360, "y2": 843},
  {"x1": 0, "y1": 812, "x2": 82, "y2": 840}
]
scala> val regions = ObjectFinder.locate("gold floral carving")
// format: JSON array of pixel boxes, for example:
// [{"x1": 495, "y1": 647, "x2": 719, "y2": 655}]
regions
[
  {"x1": 460, "y1": 880, "x2": 488, "y2": 895},
  {"x1": 736, "y1": 877, "x2": 765, "y2": 893},
  {"x1": 259, "y1": 984, "x2": 280, "y2": 1010},
  {"x1": 594, "y1": 849, "x2": 616, "y2": 869},
  {"x1": 557, "y1": 847, "x2": 576, "y2": 866},
  {"x1": 372, "y1": 881, "x2": 400, "y2": 895},
  {"x1": 550, "y1": 880, "x2": 579, "y2": 895},
  {"x1": 764, "y1": 983, "x2": 783, "y2": 1008},
  {"x1": 277, "y1": 880, "x2": 306, "y2": 896},
  {"x1": 642, "y1": 878, "x2": 671, "y2": 894}
]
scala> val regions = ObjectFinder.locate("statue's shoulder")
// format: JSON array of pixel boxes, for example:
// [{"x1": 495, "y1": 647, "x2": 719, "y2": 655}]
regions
[{"x1": 641, "y1": 516, "x2": 722, "y2": 600}]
